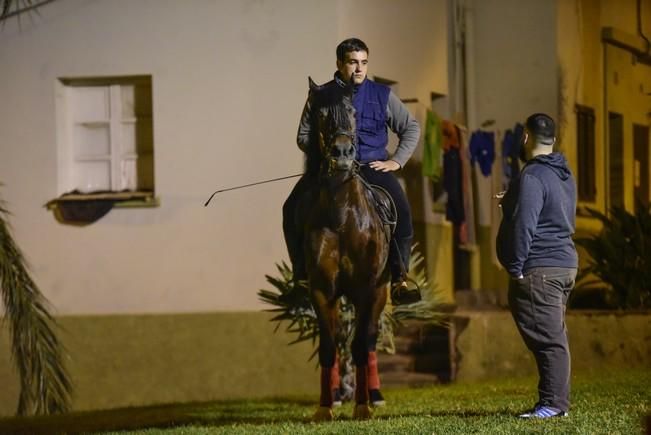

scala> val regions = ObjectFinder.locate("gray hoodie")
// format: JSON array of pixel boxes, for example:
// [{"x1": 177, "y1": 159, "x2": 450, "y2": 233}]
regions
[{"x1": 497, "y1": 152, "x2": 578, "y2": 277}]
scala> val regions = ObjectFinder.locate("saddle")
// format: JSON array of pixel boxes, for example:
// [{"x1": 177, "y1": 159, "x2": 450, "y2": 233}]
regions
[
  {"x1": 297, "y1": 170, "x2": 397, "y2": 240},
  {"x1": 365, "y1": 182, "x2": 397, "y2": 239}
]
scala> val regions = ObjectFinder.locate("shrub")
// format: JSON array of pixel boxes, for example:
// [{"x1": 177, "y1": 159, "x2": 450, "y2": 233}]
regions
[
  {"x1": 574, "y1": 199, "x2": 651, "y2": 309},
  {"x1": 257, "y1": 244, "x2": 447, "y2": 401}
]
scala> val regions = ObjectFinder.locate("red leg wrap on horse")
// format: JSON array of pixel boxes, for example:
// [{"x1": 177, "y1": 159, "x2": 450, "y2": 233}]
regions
[
  {"x1": 366, "y1": 351, "x2": 380, "y2": 390},
  {"x1": 331, "y1": 355, "x2": 340, "y2": 391},
  {"x1": 320, "y1": 366, "x2": 335, "y2": 407}
]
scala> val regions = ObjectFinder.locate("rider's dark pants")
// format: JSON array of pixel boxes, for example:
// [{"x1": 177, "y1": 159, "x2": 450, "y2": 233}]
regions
[
  {"x1": 282, "y1": 167, "x2": 413, "y2": 284},
  {"x1": 282, "y1": 173, "x2": 315, "y2": 282},
  {"x1": 359, "y1": 166, "x2": 413, "y2": 282}
]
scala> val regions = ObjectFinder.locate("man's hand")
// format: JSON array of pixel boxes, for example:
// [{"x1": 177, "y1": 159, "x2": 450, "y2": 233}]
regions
[{"x1": 369, "y1": 160, "x2": 400, "y2": 172}]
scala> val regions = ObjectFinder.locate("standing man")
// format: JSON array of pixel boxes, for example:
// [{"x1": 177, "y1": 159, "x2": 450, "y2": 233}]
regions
[
  {"x1": 283, "y1": 37, "x2": 421, "y2": 304},
  {"x1": 497, "y1": 113, "x2": 578, "y2": 419}
]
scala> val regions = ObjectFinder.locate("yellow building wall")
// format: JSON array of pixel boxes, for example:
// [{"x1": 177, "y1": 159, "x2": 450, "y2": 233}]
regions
[
  {"x1": 558, "y1": 0, "x2": 650, "y2": 224},
  {"x1": 557, "y1": 0, "x2": 650, "y2": 285}
]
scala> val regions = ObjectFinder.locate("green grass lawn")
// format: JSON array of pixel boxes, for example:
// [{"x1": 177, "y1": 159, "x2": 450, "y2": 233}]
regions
[{"x1": 0, "y1": 367, "x2": 648, "y2": 434}]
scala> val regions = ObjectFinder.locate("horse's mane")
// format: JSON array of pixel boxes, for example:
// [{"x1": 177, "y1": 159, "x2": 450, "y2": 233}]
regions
[
  {"x1": 306, "y1": 79, "x2": 357, "y2": 178},
  {"x1": 329, "y1": 103, "x2": 352, "y2": 129},
  {"x1": 311, "y1": 86, "x2": 355, "y2": 131}
]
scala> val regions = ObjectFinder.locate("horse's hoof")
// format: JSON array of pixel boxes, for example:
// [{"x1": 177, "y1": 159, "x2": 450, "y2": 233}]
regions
[
  {"x1": 352, "y1": 404, "x2": 372, "y2": 420},
  {"x1": 313, "y1": 406, "x2": 334, "y2": 422}
]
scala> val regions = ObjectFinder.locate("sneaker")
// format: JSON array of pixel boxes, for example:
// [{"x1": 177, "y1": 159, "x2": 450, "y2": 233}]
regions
[
  {"x1": 332, "y1": 388, "x2": 342, "y2": 407},
  {"x1": 369, "y1": 389, "x2": 386, "y2": 407},
  {"x1": 518, "y1": 405, "x2": 567, "y2": 418},
  {"x1": 391, "y1": 281, "x2": 421, "y2": 305}
]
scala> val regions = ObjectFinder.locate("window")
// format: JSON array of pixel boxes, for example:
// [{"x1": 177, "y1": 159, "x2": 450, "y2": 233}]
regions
[
  {"x1": 633, "y1": 124, "x2": 649, "y2": 207},
  {"x1": 608, "y1": 112, "x2": 624, "y2": 210},
  {"x1": 56, "y1": 76, "x2": 154, "y2": 196},
  {"x1": 576, "y1": 104, "x2": 596, "y2": 202}
]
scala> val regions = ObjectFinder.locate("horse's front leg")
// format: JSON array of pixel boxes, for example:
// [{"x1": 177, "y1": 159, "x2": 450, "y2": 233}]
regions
[
  {"x1": 351, "y1": 306, "x2": 373, "y2": 419},
  {"x1": 351, "y1": 282, "x2": 388, "y2": 420},
  {"x1": 311, "y1": 289, "x2": 339, "y2": 421},
  {"x1": 306, "y1": 230, "x2": 340, "y2": 421}
]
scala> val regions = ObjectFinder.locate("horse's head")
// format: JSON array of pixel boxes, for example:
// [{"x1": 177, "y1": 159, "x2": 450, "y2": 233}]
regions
[{"x1": 308, "y1": 76, "x2": 357, "y2": 176}]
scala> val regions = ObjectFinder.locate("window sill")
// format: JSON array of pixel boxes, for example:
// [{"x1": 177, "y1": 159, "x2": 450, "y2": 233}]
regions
[
  {"x1": 45, "y1": 191, "x2": 159, "y2": 210},
  {"x1": 45, "y1": 191, "x2": 159, "y2": 225}
]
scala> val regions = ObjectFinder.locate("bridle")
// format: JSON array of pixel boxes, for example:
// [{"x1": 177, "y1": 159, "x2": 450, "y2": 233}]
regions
[
  {"x1": 322, "y1": 131, "x2": 359, "y2": 179},
  {"x1": 319, "y1": 102, "x2": 359, "y2": 177}
]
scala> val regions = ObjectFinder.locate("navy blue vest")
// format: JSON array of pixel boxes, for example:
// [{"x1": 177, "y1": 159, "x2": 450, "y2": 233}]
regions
[{"x1": 353, "y1": 79, "x2": 390, "y2": 163}]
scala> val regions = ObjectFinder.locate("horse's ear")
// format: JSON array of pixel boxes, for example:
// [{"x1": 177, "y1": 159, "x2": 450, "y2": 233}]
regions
[{"x1": 308, "y1": 76, "x2": 320, "y2": 92}]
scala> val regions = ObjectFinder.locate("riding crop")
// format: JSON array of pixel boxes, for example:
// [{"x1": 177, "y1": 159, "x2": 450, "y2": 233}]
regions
[{"x1": 204, "y1": 173, "x2": 303, "y2": 206}]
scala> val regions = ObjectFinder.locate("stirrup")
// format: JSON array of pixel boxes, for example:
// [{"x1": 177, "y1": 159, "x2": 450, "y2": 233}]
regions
[{"x1": 391, "y1": 280, "x2": 421, "y2": 305}]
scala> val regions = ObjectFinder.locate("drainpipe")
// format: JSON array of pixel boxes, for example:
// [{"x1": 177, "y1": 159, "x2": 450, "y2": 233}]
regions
[
  {"x1": 463, "y1": 0, "x2": 478, "y2": 131},
  {"x1": 451, "y1": 0, "x2": 466, "y2": 121},
  {"x1": 638, "y1": 0, "x2": 651, "y2": 55}
]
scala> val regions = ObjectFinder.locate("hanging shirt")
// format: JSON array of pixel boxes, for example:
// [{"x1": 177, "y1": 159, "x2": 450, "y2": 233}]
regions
[
  {"x1": 422, "y1": 109, "x2": 443, "y2": 180},
  {"x1": 469, "y1": 130, "x2": 495, "y2": 177},
  {"x1": 443, "y1": 147, "x2": 464, "y2": 225},
  {"x1": 502, "y1": 122, "x2": 524, "y2": 182},
  {"x1": 458, "y1": 126, "x2": 475, "y2": 246},
  {"x1": 441, "y1": 119, "x2": 460, "y2": 151}
]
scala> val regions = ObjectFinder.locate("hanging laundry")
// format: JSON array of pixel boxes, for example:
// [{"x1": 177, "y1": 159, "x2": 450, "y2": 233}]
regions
[
  {"x1": 458, "y1": 125, "x2": 476, "y2": 246},
  {"x1": 422, "y1": 109, "x2": 443, "y2": 180},
  {"x1": 442, "y1": 119, "x2": 460, "y2": 151},
  {"x1": 442, "y1": 120, "x2": 465, "y2": 233},
  {"x1": 468, "y1": 129, "x2": 496, "y2": 228},
  {"x1": 469, "y1": 130, "x2": 495, "y2": 177},
  {"x1": 443, "y1": 146, "x2": 464, "y2": 226},
  {"x1": 502, "y1": 122, "x2": 524, "y2": 183}
]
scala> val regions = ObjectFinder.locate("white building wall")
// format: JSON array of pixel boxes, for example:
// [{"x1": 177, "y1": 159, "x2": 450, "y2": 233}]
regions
[
  {"x1": 468, "y1": 0, "x2": 558, "y2": 132},
  {"x1": 339, "y1": 0, "x2": 449, "y2": 103},
  {"x1": 0, "y1": 0, "x2": 447, "y2": 314}
]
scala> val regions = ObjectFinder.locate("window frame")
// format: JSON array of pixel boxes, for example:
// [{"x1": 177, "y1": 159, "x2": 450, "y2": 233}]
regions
[
  {"x1": 54, "y1": 75, "x2": 156, "y2": 208},
  {"x1": 575, "y1": 104, "x2": 597, "y2": 204}
]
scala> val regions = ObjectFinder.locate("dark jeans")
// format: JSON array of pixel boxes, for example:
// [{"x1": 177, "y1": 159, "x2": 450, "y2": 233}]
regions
[
  {"x1": 282, "y1": 173, "x2": 316, "y2": 281},
  {"x1": 508, "y1": 267, "x2": 577, "y2": 412},
  {"x1": 282, "y1": 167, "x2": 413, "y2": 282},
  {"x1": 358, "y1": 166, "x2": 413, "y2": 242},
  {"x1": 359, "y1": 166, "x2": 413, "y2": 281}
]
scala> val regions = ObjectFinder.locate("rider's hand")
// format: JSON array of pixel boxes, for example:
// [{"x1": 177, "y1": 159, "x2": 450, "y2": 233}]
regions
[{"x1": 369, "y1": 160, "x2": 400, "y2": 172}]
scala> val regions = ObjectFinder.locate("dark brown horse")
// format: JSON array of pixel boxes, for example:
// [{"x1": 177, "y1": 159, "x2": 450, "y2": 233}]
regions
[{"x1": 303, "y1": 77, "x2": 390, "y2": 420}]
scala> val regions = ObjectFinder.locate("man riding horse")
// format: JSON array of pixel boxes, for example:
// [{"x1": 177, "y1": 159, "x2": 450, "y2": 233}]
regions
[
  {"x1": 283, "y1": 38, "x2": 421, "y2": 304},
  {"x1": 282, "y1": 38, "x2": 421, "y2": 416}
]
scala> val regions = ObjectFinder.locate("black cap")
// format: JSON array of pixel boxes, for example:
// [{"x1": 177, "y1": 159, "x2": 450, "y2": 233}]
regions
[{"x1": 525, "y1": 113, "x2": 555, "y2": 142}]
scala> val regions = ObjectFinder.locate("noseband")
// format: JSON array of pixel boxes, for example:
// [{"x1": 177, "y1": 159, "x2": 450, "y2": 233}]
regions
[{"x1": 323, "y1": 129, "x2": 359, "y2": 178}]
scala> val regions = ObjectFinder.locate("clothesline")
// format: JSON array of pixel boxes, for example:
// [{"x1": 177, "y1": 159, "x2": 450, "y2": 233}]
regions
[{"x1": 421, "y1": 108, "x2": 526, "y2": 267}]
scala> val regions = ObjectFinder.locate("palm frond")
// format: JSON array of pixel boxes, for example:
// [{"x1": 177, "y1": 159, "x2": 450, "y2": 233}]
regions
[
  {"x1": 257, "y1": 245, "x2": 450, "y2": 403},
  {"x1": 0, "y1": 193, "x2": 72, "y2": 415},
  {"x1": 0, "y1": 0, "x2": 57, "y2": 22},
  {"x1": 575, "y1": 200, "x2": 651, "y2": 308},
  {"x1": 257, "y1": 244, "x2": 448, "y2": 354}
]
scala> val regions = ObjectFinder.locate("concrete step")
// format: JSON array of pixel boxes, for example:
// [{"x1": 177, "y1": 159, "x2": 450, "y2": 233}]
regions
[
  {"x1": 379, "y1": 371, "x2": 441, "y2": 387},
  {"x1": 377, "y1": 353, "x2": 414, "y2": 372},
  {"x1": 377, "y1": 319, "x2": 454, "y2": 386}
]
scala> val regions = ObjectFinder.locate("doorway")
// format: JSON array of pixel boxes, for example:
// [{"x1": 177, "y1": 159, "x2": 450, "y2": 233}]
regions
[
  {"x1": 634, "y1": 124, "x2": 650, "y2": 207},
  {"x1": 608, "y1": 112, "x2": 624, "y2": 211}
]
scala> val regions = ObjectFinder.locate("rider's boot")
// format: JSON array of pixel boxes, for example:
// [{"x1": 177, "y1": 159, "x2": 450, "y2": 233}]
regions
[{"x1": 390, "y1": 236, "x2": 421, "y2": 305}]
